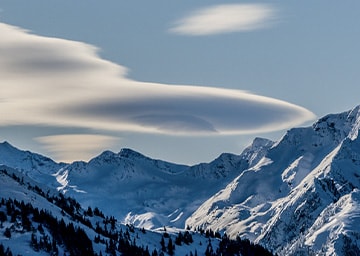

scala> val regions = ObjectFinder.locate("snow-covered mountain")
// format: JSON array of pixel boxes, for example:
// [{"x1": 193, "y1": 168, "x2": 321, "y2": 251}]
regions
[
  {"x1": 0, "y1": 159, "x2": 271, "y2": 256},
  {"x1": 1, "y1": 105, "x2": 360, "y2": 255},
  {"x1": 186, "y1": 105, "x2": 360, "y2": 255},
  {"x1": 0, "y1": 135, "x2": 272, "y2": 231},
  {"x1": 34, "y1": 142, "x2": 274, "y2": 230},
  {"x1": 0, "y1": 141, "x2": 64, "y2": 185}
]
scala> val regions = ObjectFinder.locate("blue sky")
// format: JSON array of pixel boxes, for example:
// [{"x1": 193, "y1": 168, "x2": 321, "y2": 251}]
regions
[{"x1": 0, "y1": 1, "x2": 359, "y2": 164}]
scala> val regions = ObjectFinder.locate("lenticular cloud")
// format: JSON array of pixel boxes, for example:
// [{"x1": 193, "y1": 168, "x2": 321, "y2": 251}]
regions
[
  {"x1": 169, "y1": 4, "x2": 276, "y2": 36},
  {"x1": 0, "y1": 22, "x2": 315, "y2": 136}
]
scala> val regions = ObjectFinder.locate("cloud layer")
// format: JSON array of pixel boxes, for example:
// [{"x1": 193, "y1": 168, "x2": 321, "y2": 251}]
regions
[
  {"x1": 169, "y1": 4, "x2": 276, "y2": 35},
  {"x1": 0, "y1": 22, "x2": 314, "y2": 161}
]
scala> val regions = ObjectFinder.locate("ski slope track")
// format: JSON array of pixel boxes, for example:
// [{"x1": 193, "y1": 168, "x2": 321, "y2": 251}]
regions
[{"x1": 1, "y1": 105, "x2": 360, "y2": 255}]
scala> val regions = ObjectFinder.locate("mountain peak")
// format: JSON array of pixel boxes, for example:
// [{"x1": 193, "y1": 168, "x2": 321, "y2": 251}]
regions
[
  {"x1": 91, "y1": 148, "x2": 148, "y2": 163},
  {"x1": 0, "y1": 140, "x2": 18, "y2": 151},
  {"x1": 348, "y1": 104, "x2": 360, "y2": 117},
  {"x1": 250, "y1": 137, "x2": 274, "y2": 149},
  {"x1": 239, "y1": 137, "x2": 274, "y2": 167},
  {"x1": 1, "y1": 140, "x2": 11, "y2": 146},
  {"x1": 118, "y1": 148, "x2": 147, "y2": 159},
  {"x1": 97, "y1": 150, "x2": 116, "y2": 158},
  {"x1": 312, "y1": 105, "x2": 360, "y2": 142}
]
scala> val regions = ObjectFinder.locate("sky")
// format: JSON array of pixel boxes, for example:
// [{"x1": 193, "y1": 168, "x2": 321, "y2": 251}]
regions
[{"x1": 0, "y1": 1, "x2": 359, "y2": 165}]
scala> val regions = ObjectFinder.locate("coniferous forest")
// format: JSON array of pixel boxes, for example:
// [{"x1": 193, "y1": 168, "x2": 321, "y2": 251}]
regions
[{"x1": 0, "y1": 169, "x2": 273, "y2": 256}]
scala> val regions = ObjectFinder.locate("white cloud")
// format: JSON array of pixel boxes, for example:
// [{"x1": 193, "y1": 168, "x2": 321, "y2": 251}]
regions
[
  {"x1": 169, "y1": 4, "x2": 276, "y2": 36},
  {"x1": 35, "y1": 134, "x2": 120, "y2": 163},
  {"x1": 0, "y1": 22, "x2": 314, "y2": 139}
]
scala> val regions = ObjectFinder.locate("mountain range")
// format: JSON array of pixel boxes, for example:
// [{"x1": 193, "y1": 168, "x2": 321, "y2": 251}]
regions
[{"x1": 1, "y1": 105, "x2": 360, "y2": 255}]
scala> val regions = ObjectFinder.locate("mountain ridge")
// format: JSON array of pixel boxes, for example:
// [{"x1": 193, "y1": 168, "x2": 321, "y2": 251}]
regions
[
  {"x1": 186, "y1": 105, "x2": 360, "y2": 255},
  {"x1": 0, "y1": 135, "x2": 271, "y2": 230},
  {"x1": 1, "y1": 105, "x2": 360, "y2": 255}
]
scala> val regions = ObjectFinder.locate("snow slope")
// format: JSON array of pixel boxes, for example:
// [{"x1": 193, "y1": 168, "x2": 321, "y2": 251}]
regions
[
  {"x1": 0, "y1": 141, "x2": 63, "y2": 185},
  {"x1": 0, "y1": 166, "x2": 225, "y2": 256},
  {"x1": 51, "y1": 142, "x2": 273, "y2": 230},
  {"x1": 0, "y1": 137, "x2": 273, "y2": 231}
]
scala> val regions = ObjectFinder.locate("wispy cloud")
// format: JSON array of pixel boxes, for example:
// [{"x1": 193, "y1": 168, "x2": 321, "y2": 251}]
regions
[
  {"x1": 35, "y1": 134, "x2": 119, "y2": 163},
  {"x1": 0, "y1": 22, "x2": 314, "y2": 159},
  {"x1": 169, "y1": 4, "x2": 277, "y2": 36}
]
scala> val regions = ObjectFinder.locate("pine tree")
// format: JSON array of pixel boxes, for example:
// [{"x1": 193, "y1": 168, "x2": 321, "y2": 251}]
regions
[
  {"x1": 86, "y1": 206, "x2": 93, "y2": 216},
  {"x1": 167, "y1": 238, "x2": 175, "y2": 256},
  {"x1": 4, "y1": 228, "x2": 11, "y2": 238},
  {"x1": 175, "y1": 232, "x2": 183, "y2": 245},
  {"x1": 160, "y1": 237, "x2": 166, "y2": 252},
  {"x1": 0, "y1": 211, "x2": 6, "y2": 227}
]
